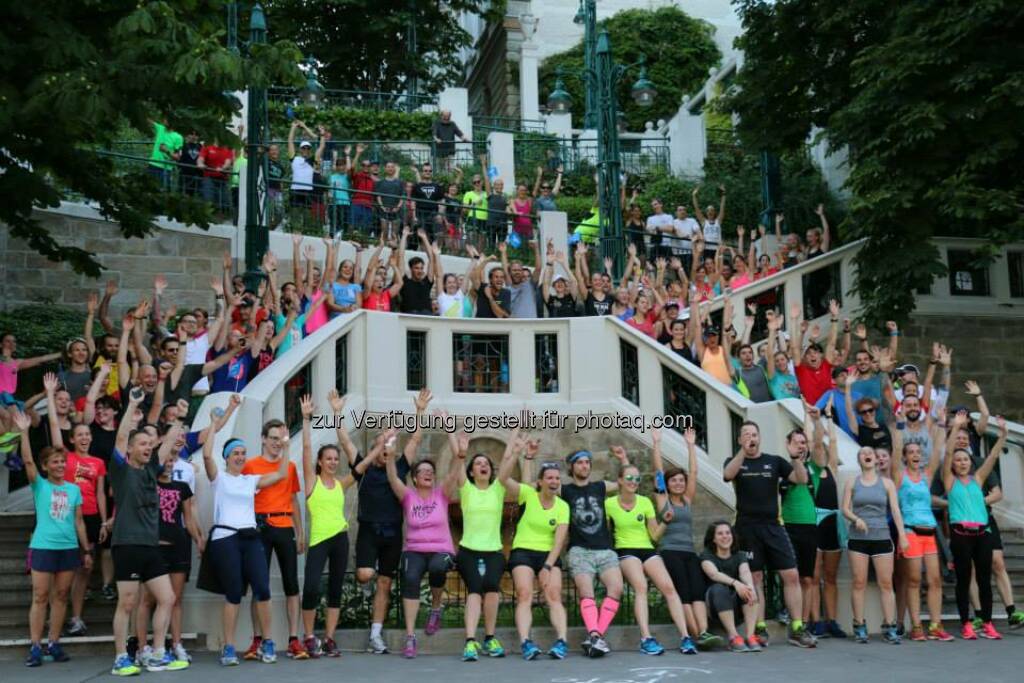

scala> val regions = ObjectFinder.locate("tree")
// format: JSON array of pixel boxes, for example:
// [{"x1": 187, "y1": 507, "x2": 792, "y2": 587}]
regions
[
  {"x1": 265, "y1": 0, "x2": 503, "y2": 95},
  {"x1": 0, "y1": 1, "x2": 302, "y2": 276},
  {"x1": 726, "y1": 0, "x2": 1024, "y2": 325},
  {"x1": 539, "y1": 7, "x2": 721, "y2": 132}
]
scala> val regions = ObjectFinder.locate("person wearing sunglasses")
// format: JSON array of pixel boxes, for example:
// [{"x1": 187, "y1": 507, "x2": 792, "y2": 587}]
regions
[
  {"x1": 532, "y1": 164, "x2": 563, "y2": 212},
  {"x1": 606, "y1": 447, "x2": 698, "y2": 655},
  {"x1": 844, "y1": 373, "x2": 893, "y2": 452}
]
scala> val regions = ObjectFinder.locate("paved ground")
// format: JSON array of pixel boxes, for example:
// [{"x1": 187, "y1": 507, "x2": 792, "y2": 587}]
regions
[{"x1": 1, "y1": 634, "x2": 1021, "y2": 683}]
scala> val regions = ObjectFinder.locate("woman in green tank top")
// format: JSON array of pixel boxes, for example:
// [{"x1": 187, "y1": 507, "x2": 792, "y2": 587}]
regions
[{"x1": 298, "y1": 391, "x2": 358, "y2": 658}]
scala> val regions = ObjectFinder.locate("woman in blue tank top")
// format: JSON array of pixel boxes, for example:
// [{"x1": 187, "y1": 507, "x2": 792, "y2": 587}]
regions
[{"x1": 942, "y1": 412, "x2": 1007, "y2": 640}]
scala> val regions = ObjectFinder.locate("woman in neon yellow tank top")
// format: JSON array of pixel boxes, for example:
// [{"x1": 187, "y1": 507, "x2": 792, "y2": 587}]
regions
[
  {"x1": 298, "y1": 391, "x2": 357, "y2": 658},
  {"x1": 942, "y1": 411, "x2": 1007, "y2": 640}
]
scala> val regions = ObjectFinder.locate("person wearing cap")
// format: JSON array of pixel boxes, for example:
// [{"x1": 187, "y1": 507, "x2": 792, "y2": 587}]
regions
[
  {"x1": 542, "y1": 247, "x2": 580, "y2": 317},
  {"x1": 789, "y1": 300, "x2": 840, "y2": 404},
  {"x1": 813, "y1": 365, "x2": 861, "y2": 435},
  {"x1": 287, "y1": 120, "x2": 326, "y2": 213},
  {"x1": 500, "y1": 432, "x2": 570, "y2": 660},
  {"x1": 692, "y1": 297, "x2": 737, "y2": 387},
  {"x1": 201, "y1": 405, "x2": 291, "y2": 666},
  {"x1": 562, "y1": 445, "x2": 630, "y2": 657}
]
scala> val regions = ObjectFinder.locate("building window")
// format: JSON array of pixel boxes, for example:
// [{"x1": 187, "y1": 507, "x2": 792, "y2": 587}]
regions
[
  {"x1": 802, "y1": 261, "x2": 840, "y2": 320},
  {"x1": 535, "y1": 333, "x2": 559, "y2": 393},
  {"x1": 1009, "y1": 252, "x2": 1024, "y2": 299},
  {"x1": 947, "y1": 249, "x2": 990, "y2": 296},
  {"x1": 453, "y1": 333, "x2": 509, "y2": 393},
  {"x1": 662, "y1": 366, "x2": 707, "y2": 448},
  {"x1": 620, "y1": 339, "x2": 639, "y2": 406},
  {"x1": 406, "y1": 331, "x2": 427, "y2": 391},
  {"x1": 730, "y1": 411, "x2": 745, "y2": 455},
  {"x1": 335, "y1": 335, "x2": 348, "y2": 395},
  {"x1": 285, "y1": 361, "x2": 313, "y2": 435}
]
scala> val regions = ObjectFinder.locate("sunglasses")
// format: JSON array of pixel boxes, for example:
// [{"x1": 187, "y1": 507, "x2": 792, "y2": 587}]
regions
[
  {"x1": 624, "y1": 475, "x2": 642, "y2": 483},
  {"x1": 539, "y1": 461, "x2": 561, "y2": 471},
  {"x1": 858, "y1": 408, "x2": 875, "y2": 415},
  {"x1": 541, "y1": 185, "x2": 551, "y2": 190}
]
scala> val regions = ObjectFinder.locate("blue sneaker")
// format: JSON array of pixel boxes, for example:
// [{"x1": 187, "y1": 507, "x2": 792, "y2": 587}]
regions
[
  {"x1": 47, "y1": 641, "x2": 70, "y2": 662},
  {"x1": 640, "y1": 636, "x2": 665, "y2": 655},
  {"x1": 462, "y1": 640, "x2": 480, "y2": 662},
  {"x1": 25, "y1": 643, "x2": 43, "y2": 667},
  {"x1": 853, "y1": 622, "x2": 869, "y2": 644},
  {"x1": 679, "y1": 636, "x2": 698, "y2": 655},
  {"x1": 220, "y1": 645, "x2": 239, "y2": 666},
  {"x1": 826, "y1": 620, "x2": 848, "y2": 638},
  {"x1": 111, "y1": 654, "x2": 141, "y2": 676},
  {"x1": 145, "y1": 650, "x2": 189, "y2": 672},
  {"x1": 260, "y1": 638, "x2": 277, "y2": 663},
  {"x1": 547, "y1": 638, "x2": 568, "y2": 660},
  {"x1": 521, "y1": 639, "x2": 541, "y2": 661}
]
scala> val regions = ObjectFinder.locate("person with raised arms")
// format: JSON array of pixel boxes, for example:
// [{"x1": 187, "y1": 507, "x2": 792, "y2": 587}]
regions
[
  {"x1": 200, "y1": 397, "x2": 290, "y2": 666},
  {"x1": 500, "y1": 431, "x2": 570, "y2": 660}
]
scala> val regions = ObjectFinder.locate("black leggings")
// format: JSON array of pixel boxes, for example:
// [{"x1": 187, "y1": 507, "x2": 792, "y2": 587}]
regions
[
  {"x1": 400, "y1": 551, "x2": 454, "y2": 599},
  {"x1": 209, "y1": 532, "x2": 271, "y2": 605},
  {"x1": 302, "y1": 531, "x2": 349, "y2": 610},
  {"x1": 950, "y1": 526, "x2": 993, "y2": 623},
  {"x1": 455, "y1": 548, "x2": 504, "y2": 595}
]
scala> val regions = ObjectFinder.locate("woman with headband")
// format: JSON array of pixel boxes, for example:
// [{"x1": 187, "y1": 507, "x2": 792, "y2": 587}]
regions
[
  {"x1": 500, "y1": 431, "x2": 570, "y2": 660},
  {"x1": 201, "y1": 402, "x2": 290, "y2": 666}
]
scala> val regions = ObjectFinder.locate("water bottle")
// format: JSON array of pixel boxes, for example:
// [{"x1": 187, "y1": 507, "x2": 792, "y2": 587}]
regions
[{"x1": 477, "y1": 558, "x2": 486, "y2": 577}]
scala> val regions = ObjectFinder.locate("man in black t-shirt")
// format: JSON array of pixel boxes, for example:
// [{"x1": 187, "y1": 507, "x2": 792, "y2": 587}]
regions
[
  {"x1": 394, "y1": 228, "x2": 436, "y2": 315},
  {"x1": 411, "y1": 163, "x2": 444, "y2": 240},
  {"x1": 178, "y1": 131, "x2": 202, "y2": 196},
  {"x1": 723, "y1": 420, "x2": 816, "y2": 648},
  {"x1": 561, "y1": 446, "x2": 629, "y2": 657}
]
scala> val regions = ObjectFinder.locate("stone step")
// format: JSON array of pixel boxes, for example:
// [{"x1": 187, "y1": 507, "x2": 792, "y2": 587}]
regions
[{"x1": 0, "y1": 632, "x2": 206, "y2": 660}]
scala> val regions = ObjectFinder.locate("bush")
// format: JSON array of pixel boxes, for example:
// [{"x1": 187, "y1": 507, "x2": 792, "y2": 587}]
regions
[
  {"x1": 0, "y1": 305, "x2": 96, "y2": 357},
  {"x1": 268, "y1": 103, "x2": 435, "y2": 142}
]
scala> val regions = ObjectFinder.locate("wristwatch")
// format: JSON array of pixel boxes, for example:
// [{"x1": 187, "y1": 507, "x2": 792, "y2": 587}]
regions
[{"x1": 542, "y1": 563, "x2": 553, "y2": 572}]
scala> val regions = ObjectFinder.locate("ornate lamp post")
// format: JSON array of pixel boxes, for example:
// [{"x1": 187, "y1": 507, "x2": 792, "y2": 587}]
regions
[
  {"x1": 242, "y1": 4, "x2": 271, "y2": 290},
  {"x1": 574, "y1": 0, "x2": 598, "y2": 130}
]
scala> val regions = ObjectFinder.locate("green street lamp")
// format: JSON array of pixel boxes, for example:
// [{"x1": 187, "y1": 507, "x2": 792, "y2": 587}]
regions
[
  {"x1": 575, "y1": 0, "x2": 598, "y2": 129},
  {"x1": 630, "y1": 60, "x2": 656, "y2": 107},
  {"x1": 299, "y1": 57, "x2": 325, "y2": 107},
  {"x1": 242, "y1": 3, "x2": 271, "y2": 290},
  {"x1": 546, "y1": 69, "x2": 573, "y2": 113}
]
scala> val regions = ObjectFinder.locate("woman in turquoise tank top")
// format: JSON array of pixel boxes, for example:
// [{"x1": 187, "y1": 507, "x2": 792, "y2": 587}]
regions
[
  {"x1": 942, "y1": 411, "x2": 1007, "y2": 640},
  {"x1": 891, "y1": 422, "x2": 952, "y2": 642},
  {"x1": 298, "y1": 391, "x2": 358, "y2": 658}
]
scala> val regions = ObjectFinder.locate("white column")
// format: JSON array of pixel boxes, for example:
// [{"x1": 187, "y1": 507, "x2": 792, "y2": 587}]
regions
[
  {"x1": 519, "y1": 14, "x2": 540, "y2": 123},
  {"x1": 486, "y1": 131, "x2": 515, "y2": 189},
  {"x1": 667, "y1": 98, "x2": 706, "y2": 176},
  {"x1": 438, "y1": 87, "x2": 472, "y2": 142},
  {"x1": 538, "y1": 211, "x2": 569, "y2": 275},
  {"x1": 544, "y1": 112, "x2": 573, "y2": 139}
]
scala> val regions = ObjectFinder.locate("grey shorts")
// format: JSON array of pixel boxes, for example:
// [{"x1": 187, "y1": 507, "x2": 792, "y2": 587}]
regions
[{"x1": 568, "y1": 546, "x2": 620, "y2": 577}]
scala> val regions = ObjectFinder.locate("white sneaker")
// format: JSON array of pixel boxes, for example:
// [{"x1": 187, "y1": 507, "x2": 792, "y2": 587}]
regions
[
  {"x1": 137, "y1": 645, "x2": 155, "y2": 667},
  {"x1": 172, "y1": 642, "x2": 192, "y2": 663},
  {"x1": 368, "y1": 632, "x2": 388, "y2": 654}
]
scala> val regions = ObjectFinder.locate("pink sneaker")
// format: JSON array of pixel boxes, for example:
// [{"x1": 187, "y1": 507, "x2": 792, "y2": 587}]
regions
[
  {"x1": 960, "y1": 623, "x2": 978, "y2": 640},
  {"x1": 979, "y1": 622, "x2": 1002, "y2": 640},
  {"x1": 425, "y1": 608, "x2": 443, "y2": 636},
  {"x1": 402, "y1": 635, "x2": 417, "y2": 659}
]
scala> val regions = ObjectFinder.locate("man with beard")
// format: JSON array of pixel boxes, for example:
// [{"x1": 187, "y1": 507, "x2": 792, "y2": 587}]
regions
[
  {"x1": 500, "y1": 240, "x2": 543, "y2": 319},
  {"x1": 561, "y1": 446, "x2": 629, "y2": 657}
]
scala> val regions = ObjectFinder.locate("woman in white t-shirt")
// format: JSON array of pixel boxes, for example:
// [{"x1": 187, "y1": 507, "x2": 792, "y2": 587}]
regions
[
  {"x1": 201, "y1": 399, "x2": 290, "y2": 666},
  {"x1": 692, "y1": 184, "x2": 726, "y2": 257}
]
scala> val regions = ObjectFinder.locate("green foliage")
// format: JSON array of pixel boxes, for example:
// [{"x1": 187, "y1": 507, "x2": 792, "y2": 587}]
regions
[
  {"x1": 0, "y1": 306, "x2": 96, "y2": 358},
  {"x1": 265, "y1": 0, "x2": 504, "y2": 95},
  {"x1": 726, "y1": 0, "x2": 1024, "y2": 325},
  {"x1": 539, "y1": 7, "x2": 721, "y2": 131},
  {"x1": 0, "y1": 1, "x2": 303, "y2": 276},
  {"x1": 268, "y1": 102, "x2": 435, "y2": 142}
]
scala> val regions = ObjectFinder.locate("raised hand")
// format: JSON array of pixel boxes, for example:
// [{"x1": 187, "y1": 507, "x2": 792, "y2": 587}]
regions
[
  {"x1": 43, "y1": 372, "x2": 59, "y2": 394},
  {"x1": 525, "y1": 438, "x2": 541, "y2": 460},
  {"x1": 87, "y1": 291, "x2": 98, "y2": 314},
  {"x1": 211, "y1": 278, "x2": 224, "y2": 296},
  {"x1": 300, "y1": 394, "x2": 315, "y2": 420},
  {"x1": 938, "y1": 345, "x2": 953, "y2": 366},
  {"x1": 789, "y1": 302, "x2": 801, "y2": 320},
  {"x1": 413, "y1": 387, "x2": 433, "y2": 412},
  {"x1": 153, "y1": 275, "x2": 168, "y2": 296},
  {"x1": 683, "y1": 427, "x2": 696, "y2": 446},
  {"x1": 964, "y1": 380, "x2": 982, "y2": 397},
  {"x1": 292, "y1": 233, "x2": 302, "y2": 247},
  {"x1": 854, "y1": 323, "x2": 867, "y2": 340},
  {"x1": 609, "y1": 445, "x2": 629, "y2": 464},
  {"x1": 228, "y1": 394, "x2": 242, "y2": 409},
  {"x1": 815, "y1": 203, "x2": 825, "y2": 216},
  {"x1": 736, "y1": 225, "x2": 745, "y2": 237},
  {"x1": 809, "y1": 323, "x2": 822, "y2": 339}
]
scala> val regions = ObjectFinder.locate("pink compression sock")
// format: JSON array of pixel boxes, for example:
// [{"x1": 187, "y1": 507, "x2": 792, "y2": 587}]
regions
[
  {"x1": 580, "y1": 597, "x2": 599, "y2": 633},
  {"x1": 596, "y1": 597, "x2": 621, "y2": 634}
]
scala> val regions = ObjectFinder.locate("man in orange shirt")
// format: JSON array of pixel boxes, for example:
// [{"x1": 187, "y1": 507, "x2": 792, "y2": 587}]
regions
[{"x1": 241, "y1": 419, "x2": 307, "y2": 660}]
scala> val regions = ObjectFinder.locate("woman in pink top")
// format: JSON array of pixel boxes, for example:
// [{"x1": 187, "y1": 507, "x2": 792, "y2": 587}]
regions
[
  {"x1": 625, "y1": 290, "x2": 663, "y2": 339},
  {"x1": 511, "y1": 183, "x2": 534, "y2": 239},
  {"x1": 0, "y1": 332, "x2": 62, "y2": 396},
  {"x1": 385, "y1": 443, "x2": 459, "y2": 658},
  {"x1": 361, "y1": 241, "x2": 403, "y2": 312},
  {"x1": 729, "y1": 254, "x2": 753, "y2": 290}
]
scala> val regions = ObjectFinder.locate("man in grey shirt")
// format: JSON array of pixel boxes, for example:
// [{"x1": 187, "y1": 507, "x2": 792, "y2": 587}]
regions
[
  {"x1": 500, "y1": 239, "x2": 543, "y2": 318},
  {"x1": 737, "y1": 344, "x2": 773, "y2": 403}
]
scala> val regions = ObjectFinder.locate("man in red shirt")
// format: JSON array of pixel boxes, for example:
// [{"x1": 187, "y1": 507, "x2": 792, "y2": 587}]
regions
[
  {"x1": 788, "y1": 300, "x2": 839, "y2": 404},
  {"x1": 350, "y1": 143, "x2": 377, "y2": 233},
  {"x1": 198, "y1": 139, "x2": 235, "y2": 214}
]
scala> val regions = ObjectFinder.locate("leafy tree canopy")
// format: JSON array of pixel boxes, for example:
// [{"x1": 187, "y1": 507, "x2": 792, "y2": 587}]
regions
[
  {"x1": 725, "y1": 0, "x2": 1024, "y2": 325},
  {"x1": 539, "y1": 7, "x2": 721, "y2": 131},
  {"x1": 265, "y1": 0, "x2": 504, "y2": 95},
  {"x1": 0, "y1": 1, "x2": 303, "y2": 276}
]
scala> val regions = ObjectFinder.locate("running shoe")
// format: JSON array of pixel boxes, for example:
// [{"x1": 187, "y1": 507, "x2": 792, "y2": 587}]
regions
[
  {"x1": 928, "y1": 624, "x2": 955, "y2": 642},
  {"x1": 581, "y1": 635, "x2": 593, "y2": 657},
  {"x1": 728, "y1": 636, "x2": 748, "y2": 653},
  {"x1": 126, "y1": 637, "x2": 140, "y2": 663},
  {"x1": 909, "y1": 625, "x2": 927, "y2": 642},
  {"x1": 745, "y1": 637, "x2": 762, "y2": 653},
  {"x1": 287, "y1": 638, "x2": 309, "y2": 660},
  {"x1": 979, "y1": 622, "x2": 1003, "y2": 640},
  {"x1": 402, "y1": 635, "x2": 417, "y2": 659},
  {"x1": 368, "y1": 632, "x2": 388, "y2": 654},
  {"x1": 520, "y1": 639, "x2": 540, "y2": 661},
  {"x1": 788, "y1": 624, "x2": 816, "y2": 648},
  {"x1": 145, "y1": 650, "x2": 190, "y2": 672},
  {"x1": 960, "y1": 623, "x2": 978, "y2": 640},
  {"x1": 776, "y1": 608, "x2": 791, "y2": 625},
  {"x1": 260, "y1": 638, "x2": 277, "y2": 663},
  {"x1": 640, "y1": 636, "x2": 665, "y2": 655},
  {"x1": 462, "y1": 640, "x2": 480, "y2": 662},
  {"x1": 321, "y1": 637, "x2": 341, "y2": 658},
  {"x1": 679, "y1": 636, "x2": 698, "y2": 655},
  {"x1": 696, "y1": 631, "x2": 724, "y2": 650},
  {"x1": 47, "y1": 641, "x2": 69, "y2": 663},
  {"x1": 547, "y1": 639, "x2": 568, "y2": 660},
  {"x1": 102, "y1": 584, "x2": 117, "y2": 601},
  {"x1": 895, "y1": 623, "x2": 906, "y2": 638},
  {"x1": 220, "y1": 645, "x2": 239, "y2": 666},
  {"x1": 425, "y1": 608, "x2": 443, "y2": 635},
  {"x1": 853, "y1": 622, "x2": 869, "y2": 643},
  {"x1": 172, "y1": 643, "x2": 191, "y2": 663},
  {"x1": 882, "y1": 623, "x2": 902, "y2": 645},
  {"x1": 753, "y1": 622, "x2": 770, "y2": 647},
  {"x1": 1009, "y1": 611, "x2": 1024, "y2": 630},
  {"x1": 589, "y1": 636, "x2": 610, "y2": 657},
  {"x1": 810, "y1": 621, "x2": 827, "y2": 639},
  {"x1": 826, "y1": 620, "x2": 848, "y2": 638},
  {"x1": 482, "y1": 636, "x2": 505, "y2": 657},
  {"x1": 65, "y1": 617, "x2": 87, "y2": 637},
  {"x1": 243, "y1": 636, "x2": 263, "y2": 660},
  {"x1": 303, "y1": 635, "x2": 321, "y2": 659},
  {"x1": 25, "y1": 643, "x2": 43, "y2": 667},
  {"x1": 971, "y1": 617, "x2": 984, "y2": 631},
  {"x1": 111, "y1": 654, "x2": 141, "y2": 677},
  {"x1": 137, "y1": 645, "x2": 154, "y2": 668}
]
